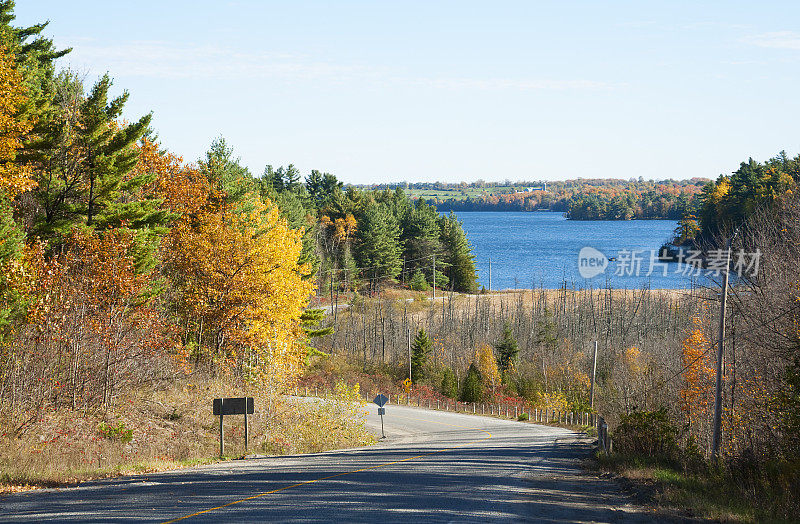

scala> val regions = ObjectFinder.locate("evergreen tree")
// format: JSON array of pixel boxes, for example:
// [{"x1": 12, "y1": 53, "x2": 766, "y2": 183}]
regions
[
  {"x1": 355, "y1": 202, "x2": 402, "y2": 286},
  {"x1": 1, "y1": 0, "x2": 70, "y2": 169},
  {"x1": 306, "y1": 169, "x2": 342, "y2": 208},
  {"x1": 438, "y1": 213, "x2": 478, "y2": 293},
  {"x1": 200, "y1": 137, "x2": 256, "y2": 207},
  {"x1": 460, "y1": 362, "x2": 483, "y2": 402},
  {"x1": 31, "y1": 73, "x2": 155, "y2": 237},
  {"x1": 402, "y1": 198, "x2": 442, "y2": 284},
  {"x1": 0, "y1": 199, "x2": 24, "y2": 339},
  {"x1": 495, "y1": 321, "x2": 519, "y2": 374},
  {"x1": 440, "y1": 366, "x2": 458, "y2": 398},
  {"x1": 410, "y1": 328, "x2": 431, "y2": 383},
  {"x1": 409, "y1": 269, "x2": 428, "y2": 291}
]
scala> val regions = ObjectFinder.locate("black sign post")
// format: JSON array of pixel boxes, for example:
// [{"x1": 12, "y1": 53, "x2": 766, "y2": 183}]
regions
[
  {"x1": 213, "y1": 397, "x2": 255, "y2": 456},
  {"x1": 373, "y1": 394, "x2": 388, "y2": 439}
]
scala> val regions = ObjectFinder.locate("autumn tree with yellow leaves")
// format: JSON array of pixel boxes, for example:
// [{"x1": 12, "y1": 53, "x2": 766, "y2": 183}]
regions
[
  {"x1": 680, "y1": 318, "x2": 715, "y2": 447},
  {"x1": 0, "y1": 40, "x2": 33, "y2": 339},
  {"x1": 164, "y1": 187, "x2": 313, "y2": 390}
]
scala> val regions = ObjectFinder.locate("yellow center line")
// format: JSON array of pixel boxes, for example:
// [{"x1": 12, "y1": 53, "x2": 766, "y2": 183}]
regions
[{"x1": 161, "y1": 412, "x2": 492, "y2": 523}]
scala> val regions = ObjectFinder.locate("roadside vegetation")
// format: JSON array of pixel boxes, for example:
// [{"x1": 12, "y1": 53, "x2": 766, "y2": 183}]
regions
[{"x1": 0, "y1": 2, "x2": 411, "y2": 490}]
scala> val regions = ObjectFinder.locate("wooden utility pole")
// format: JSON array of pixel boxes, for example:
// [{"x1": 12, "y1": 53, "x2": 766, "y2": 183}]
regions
[
  {"x1": 712, "y1": 232, "x2": 737, "y2": 461},
  {"x1": 432, "y1": 254, "x2": 436, "y2": 301},
  {"x1": 407, "y1": 327, "x2": 412, "y2": 382},
  {"x1": 590, "y1": 340, "x2": 598, "y2": 409}
]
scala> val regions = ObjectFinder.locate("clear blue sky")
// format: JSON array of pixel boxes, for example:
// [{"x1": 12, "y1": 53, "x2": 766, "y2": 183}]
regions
[{"x1": 16, "y1": 1, "x2": 800, "y2": 184}]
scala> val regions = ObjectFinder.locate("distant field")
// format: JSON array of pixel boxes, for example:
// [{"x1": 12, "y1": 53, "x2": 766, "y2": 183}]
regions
[{"x1": 405, "y1": 186, "x2": 518, "y2": 200}]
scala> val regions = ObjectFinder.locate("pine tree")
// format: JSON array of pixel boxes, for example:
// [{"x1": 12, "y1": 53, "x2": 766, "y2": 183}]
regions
[
  {"x1": 200, "y1": 137, "x2": 257, "y2": 207},
  {"x1": 495, "y1": 322, "x2": 519, "y2": 374},
  {"x1": 305, "y1": 169, "x2": 342, "y2": 208},
  {"x1": 440, "y1": 366, "x2": 458, "y2": 398},
  {"x1": 411, "y1": 328, "x2": 432, "y2": 383},
  {"x1": 409, "y1": 269, "x2": 428, "y2": 291},
  {"x1": 355, "y1": 202, "x2": 402, "y2": 285},
  {"x1": 31, "y1": 73, "x2": 155, "y2": 237},
  {"x1": 402, "y1": 198, "x2": 442, "y2": 283},
  {"x1": 439, "y1": 213, "x2": 478, "y2": 293},
  {"x1": 460, "y1": 362, "x2": 483, "y2": 402}
]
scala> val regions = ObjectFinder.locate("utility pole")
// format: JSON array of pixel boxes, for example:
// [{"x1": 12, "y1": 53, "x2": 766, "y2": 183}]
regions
[
  {"x1": 489, "y1": 257, "x2": 492, "y2": 292},
  {"x1": 712, "y1": 232, "x2": 737, "y2": 461},
  {"x1": 590, "y1": 340, "x2": 598, "y2": 409},
  {"x1": 432, "y1": 254, "x2": 436, "y2": 301},
  {"x1": 407, "y1": 327, "x2": 412, "y2": 382}
]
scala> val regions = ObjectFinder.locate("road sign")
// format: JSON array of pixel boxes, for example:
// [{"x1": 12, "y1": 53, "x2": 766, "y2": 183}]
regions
[
  {"x1": 378, "y1": 407, "x2": 386, "y2": 416},
  {"x1": 213, "y1": 397, "x2": 254, "y2": 456},
  {"x1": 373, "y1": 394, "x2": 388, "y2": 407},
  {"x1": 213, "y1": 397, "x2": 254, "y2": 415}
]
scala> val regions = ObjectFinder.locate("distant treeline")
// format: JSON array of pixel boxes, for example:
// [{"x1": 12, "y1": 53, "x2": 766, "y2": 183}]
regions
[{"x1": 364, "y1": 179, "x2": 708, "y2": 220}]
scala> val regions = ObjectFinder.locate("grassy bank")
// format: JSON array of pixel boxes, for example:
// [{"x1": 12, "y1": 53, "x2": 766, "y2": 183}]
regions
[
  {"x1": 594, "y1": 452, "x2": 798, "y2": 523},
  {"x1": 0, "y1": 379, "x2": 375, "y2": 492}
]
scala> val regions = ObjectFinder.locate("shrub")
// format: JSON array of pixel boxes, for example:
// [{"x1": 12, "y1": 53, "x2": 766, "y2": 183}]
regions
[
  {"x1": 98, "y1": 421, "x2": 133, "y2": 443},
  {"x1": 612, "y1": 409, "x2": 680, "y2": 462},
  {"x1": 518, "y1": 413, "x2": 529, "y2": 421},
  {"x1": 409, "y1": 270, "x2": 429, "y2": 291}
]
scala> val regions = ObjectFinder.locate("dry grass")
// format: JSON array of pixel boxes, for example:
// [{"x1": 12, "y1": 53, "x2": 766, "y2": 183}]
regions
[{"x1": 0, "y1": 378, "x2": 375, "y2": 492}]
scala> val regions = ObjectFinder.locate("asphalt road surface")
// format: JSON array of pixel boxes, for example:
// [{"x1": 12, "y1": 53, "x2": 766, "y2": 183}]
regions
[{"x1": 0, "y1": 403, "x2": 670, "y2": 523}]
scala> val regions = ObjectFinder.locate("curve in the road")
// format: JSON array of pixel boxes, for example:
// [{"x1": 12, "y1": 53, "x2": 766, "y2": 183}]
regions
[{"x1": 162, "y1": 413, "x2": 492, "y2": 523}]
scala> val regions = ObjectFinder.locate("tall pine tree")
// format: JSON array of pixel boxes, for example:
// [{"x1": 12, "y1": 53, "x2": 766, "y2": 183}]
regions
[
  {"x1": 355, "y1": 202, "x2": 402, "y2": 287},
  {"x1": 411, "y1": 328, "x2": 432, "y2": 383},
  {"x1": 439, "y1": 213, "x2": 477, "y2": 293},
  {"x1": 31, "y1": 73, "x2": 156, "y2": 237},
  {"x1": 495, "y1": 321, "x2": 519, "y2": 374}
]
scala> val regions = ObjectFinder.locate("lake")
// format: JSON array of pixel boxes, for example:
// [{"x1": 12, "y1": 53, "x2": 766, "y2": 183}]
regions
[{"x1": 449, "y1": 211, "x2": 703, "y2": 290}]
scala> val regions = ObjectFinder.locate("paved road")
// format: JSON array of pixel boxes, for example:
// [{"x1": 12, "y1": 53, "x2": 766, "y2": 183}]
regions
[{"x1": 0, "y1": 403, "x2": 666, "y2": 523}]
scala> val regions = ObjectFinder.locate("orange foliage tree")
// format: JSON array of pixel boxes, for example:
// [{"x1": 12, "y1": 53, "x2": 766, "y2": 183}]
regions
[
  {"x1": 0, "y1": 41, "x2": 33, "y2": 199},
  {"x1": 23, "y1": 228, "x2": 172, "y2": 412},
  {"x1": 680, "y1": 317, "x2": 715, "y2": 445}
]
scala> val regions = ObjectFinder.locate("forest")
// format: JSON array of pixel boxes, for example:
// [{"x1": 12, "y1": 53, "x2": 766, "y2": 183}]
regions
[
  {"x1": 384, "y1": 178, "x2": 708, "y2": 219},
  {"x1": 670, "y1": 151, "x2": 800, "y2": 248},
  {"x1": 0, "y1": 1, "x2": 479, "y2": 485}
]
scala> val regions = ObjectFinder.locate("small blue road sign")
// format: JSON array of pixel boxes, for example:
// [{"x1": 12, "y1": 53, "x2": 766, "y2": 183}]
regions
[{"x1": 373, "y1": 394, "x2": 388, "y2": 407}]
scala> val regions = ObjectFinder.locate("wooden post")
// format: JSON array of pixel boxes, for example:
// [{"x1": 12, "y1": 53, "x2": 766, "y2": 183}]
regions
[
  {"x1": 244, "y1": 412, "x2": 249, "y2": 453},
  {"x1": 219, "y1": 413, "x2": 224, "y2": 457},
  {"x1": 590, "y1": 340, "x2": 598, "y2": 409}
]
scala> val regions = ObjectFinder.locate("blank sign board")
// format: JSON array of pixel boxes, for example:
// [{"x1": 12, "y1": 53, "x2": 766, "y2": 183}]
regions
[{"x1": 213, "y1": 397, "x2": 254, "y2": 416}]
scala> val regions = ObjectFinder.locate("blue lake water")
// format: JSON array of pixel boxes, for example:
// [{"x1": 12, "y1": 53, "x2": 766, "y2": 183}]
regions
[{"x1": 449, "y1": 211, "x2": 702, "y2": 290}]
